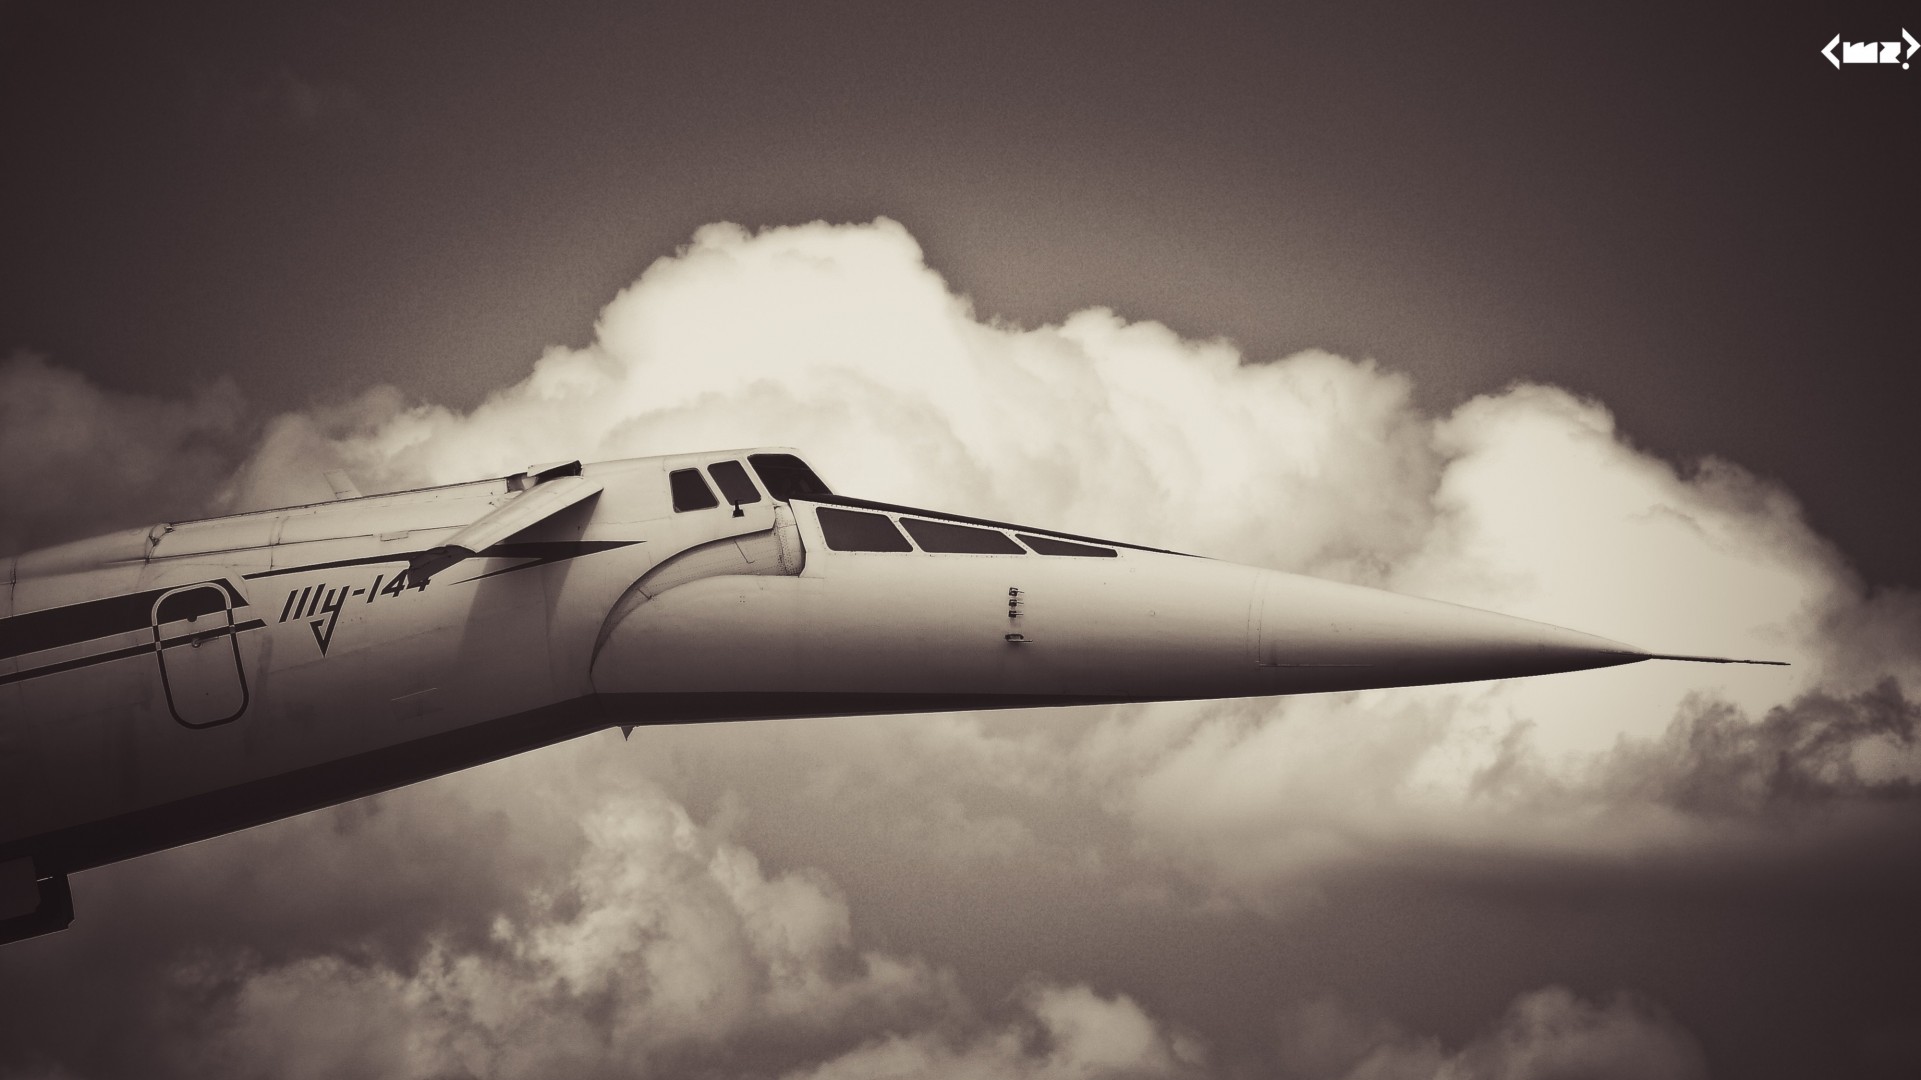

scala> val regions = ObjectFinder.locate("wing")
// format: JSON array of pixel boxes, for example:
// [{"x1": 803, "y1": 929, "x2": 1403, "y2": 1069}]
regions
[{"x1": 408, "y1": 463, "x2": 602, "y2": 582}]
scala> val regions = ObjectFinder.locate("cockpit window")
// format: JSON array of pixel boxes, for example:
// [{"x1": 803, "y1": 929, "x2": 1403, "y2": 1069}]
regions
[
  {"x1": 669, "y1": 468, "x2": 719, "y2": 512},
  {"x1": 1017, "y1": 534, "x2": 1117, "y2": 557},
  {"x1": 749, "y1": 454, "x2": 832, "y2": 501},
  {"x1": 901, "y1": 518, "x2": 1025, "y2": 554},
  {"x1": 707, "y1": 460, "x2": 763, "y2": 507},
  {"x1": 817, "y1": 508, "x2": 912, "y2": 552}
]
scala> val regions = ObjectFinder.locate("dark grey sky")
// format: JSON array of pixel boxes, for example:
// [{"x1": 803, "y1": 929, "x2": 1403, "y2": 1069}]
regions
[{"x1": 3, "y1": 1, "x2": 1916, "y2": 582}]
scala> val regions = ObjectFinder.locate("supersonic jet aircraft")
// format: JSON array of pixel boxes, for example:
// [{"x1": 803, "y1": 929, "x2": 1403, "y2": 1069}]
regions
[{"x1": 0, "y1": 448, "x2": 1777, "y2": 944}]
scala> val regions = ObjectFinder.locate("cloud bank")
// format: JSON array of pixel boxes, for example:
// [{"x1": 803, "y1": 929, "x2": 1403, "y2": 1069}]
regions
[{"x1": 4, "y1": 219, "x2": 1919, "y2": 1078}]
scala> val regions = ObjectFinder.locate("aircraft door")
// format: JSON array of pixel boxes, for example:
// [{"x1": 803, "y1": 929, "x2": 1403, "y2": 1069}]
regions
[{"x1": 152, "y1": 584, "x2": 249, "y2": 728}]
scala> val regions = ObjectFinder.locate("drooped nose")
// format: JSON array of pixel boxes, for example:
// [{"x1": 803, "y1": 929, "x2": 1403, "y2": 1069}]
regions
[{"x1": 1248, "y1": 569, "x2": 1646, "y2": 691}]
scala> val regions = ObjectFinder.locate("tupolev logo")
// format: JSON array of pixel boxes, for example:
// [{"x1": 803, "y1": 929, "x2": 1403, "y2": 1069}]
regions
[{"x1": 1822, "y1": 29, "x2": 1919, "y2": 68}]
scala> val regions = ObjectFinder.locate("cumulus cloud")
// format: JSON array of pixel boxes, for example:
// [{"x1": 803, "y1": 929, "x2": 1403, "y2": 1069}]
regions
[
  {"x1": 785, "y1": 983, "x2": 1207, "y2": 1080},
  {"x1": 6, "y1": 218, "x2": 1919, "y2": 1077},
  {"x1": 170, "y1": 785, "x2": 959, "y2": 1080},
  {"x1": 0, "y1": 752, "x2": 1203, "y2": 1080},
  {"x1": 1278, "y1": 987, "x2": 1708, "y2": 1080},
  {"x1": 213, "y1": 219, "x2": 1441, "y2": 578},
  {"x1": 1602, "y1": 678, "x2": 1921, "y2": 814}
]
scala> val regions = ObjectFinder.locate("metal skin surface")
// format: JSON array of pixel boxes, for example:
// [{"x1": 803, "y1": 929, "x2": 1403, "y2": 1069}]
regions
[{"x1": 0, "y1": 446, "x2": 1682, "y2": 942}]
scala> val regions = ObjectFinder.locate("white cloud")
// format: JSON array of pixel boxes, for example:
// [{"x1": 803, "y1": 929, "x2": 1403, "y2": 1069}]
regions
[
  {"x1": 6, "y1": 217, "x2": 1916, "y2": 1078},
  {"x1": 175, "y1": 782, "x2": 962, "y2": 1080},
  {"x1": 1286, "y1": 986, "x2": 1708, "y2": 1080},
  {"x1": 785, "y1": 983, "x2": 1208, "y2": 1080},
  {"x1": 191, "y1": 216, "x2": 1921, "y2": 907}
]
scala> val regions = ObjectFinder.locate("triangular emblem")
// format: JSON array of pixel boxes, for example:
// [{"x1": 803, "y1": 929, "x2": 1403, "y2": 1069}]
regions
[{"x1": 309, "y1": 608, "x2": 342, "y2": 655}]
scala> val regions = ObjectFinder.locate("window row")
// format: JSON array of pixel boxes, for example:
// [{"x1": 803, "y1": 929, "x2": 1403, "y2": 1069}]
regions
[
  {"x1": 670, "y1": 454, "x2": 832, "y2": 513},
  {"x1": 816, "y1": 508, "x2": 1116, "y2": 558}
]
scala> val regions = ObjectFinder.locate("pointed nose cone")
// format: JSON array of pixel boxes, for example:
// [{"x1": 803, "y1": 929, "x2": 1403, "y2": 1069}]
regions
[{"x1": 1252, "y1": 570, "x2": 1644, "y2": 690}]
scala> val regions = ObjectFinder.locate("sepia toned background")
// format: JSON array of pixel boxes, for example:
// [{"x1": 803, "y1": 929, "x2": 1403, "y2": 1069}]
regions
[{"x1": 2, "y1": 4, "x2": 1917, "y2": 1078}]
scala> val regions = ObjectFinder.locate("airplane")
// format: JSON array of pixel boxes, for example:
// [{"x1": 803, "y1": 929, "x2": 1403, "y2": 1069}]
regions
[{"x1": 0, "y1": 447, "x2": 1781, "y2": 945}]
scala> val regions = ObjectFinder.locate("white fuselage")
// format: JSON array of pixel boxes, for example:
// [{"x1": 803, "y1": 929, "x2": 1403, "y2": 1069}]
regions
[{"x1": 0, "y1": 446, "x2": 1647, "y2": 940}]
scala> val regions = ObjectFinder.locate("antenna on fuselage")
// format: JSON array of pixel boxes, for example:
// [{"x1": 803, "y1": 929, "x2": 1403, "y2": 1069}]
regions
[{"x1": 1643, "y1": 653, "x2": 1790, "y2": 666}]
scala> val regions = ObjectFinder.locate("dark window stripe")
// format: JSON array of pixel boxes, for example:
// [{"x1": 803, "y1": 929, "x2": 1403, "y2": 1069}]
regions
[
  {"x1": 706, "y1": 460, "x2": 763, "y2": 507},
  {"x1": 670, "y1": 469, "x2": 718, "y2": 512},
  {"x1": 817, "y1": 508, "x2": 913, "y2": 552},
  {"x1": 244, "y1": 539, "x2": 639, "y2": 580},
  {"x1": 0, "y1": 620, "x2": 267, "y2": 688},
  {"x1": 5, "y1": 538, "x2": 635, "y2": 662},
  {"x1": 748, "y1": 454, "x2": 832, "y2": 501},
  {"x1": 0, "y1": 580, "x2": 244, "y2": 663},
  {"x1": 800, "y1": 495, "x2": 1190, "y2": 557},
  {"x1": 902, "y1": 518, "x2": 1026, "y2": 554}
]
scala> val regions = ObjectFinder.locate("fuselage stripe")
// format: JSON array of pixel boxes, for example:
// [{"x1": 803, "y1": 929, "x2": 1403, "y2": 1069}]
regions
[
  {"x1": 241, "y1": 539, "x2": 639, "y2": 580},
  {"x1": 0, "y1": 579, "x2": 247, "y2": 663},
  {"x1": 0, "y1": 620, "x2": 270, "y2": 688},
  {"x1": 0, "y1": 541, "x2": 637, "y2": 671}
]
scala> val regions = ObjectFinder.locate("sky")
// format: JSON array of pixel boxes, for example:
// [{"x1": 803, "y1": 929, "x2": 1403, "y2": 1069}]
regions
[{"x1": 2, "y1": 3, "x2": 1919, "y2": 1079}]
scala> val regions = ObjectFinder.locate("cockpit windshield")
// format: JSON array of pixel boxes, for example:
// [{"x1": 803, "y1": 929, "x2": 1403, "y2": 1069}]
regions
[{"x1": 749, "y1": 454, "x2": 832, "y2": 501}]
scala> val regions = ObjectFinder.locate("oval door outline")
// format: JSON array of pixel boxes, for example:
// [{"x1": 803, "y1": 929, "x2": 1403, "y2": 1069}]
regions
[{"x1": 151, "y1": 583, "x2": 249, "y2": 729}]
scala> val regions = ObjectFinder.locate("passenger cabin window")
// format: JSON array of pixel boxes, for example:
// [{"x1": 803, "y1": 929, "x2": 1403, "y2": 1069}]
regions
[
  {"x1": 669, "y1": 468, "x2": 719, "y2": 512},
  {"x1": 817, "y1": 508, "x2": 912, "y2": 552},
  {"x1": 750, "y1": 453, "x2": 832, "y2": 501},
  {"x1": 707, "y1": 460, "x2": 763, "y2": 507},
  {"x1": 1018, "y1": 534, "x2": 1118, "y2": 557},
  {"x1": 901, "y1": 518, "x2": 1025, "y2": 554}
]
